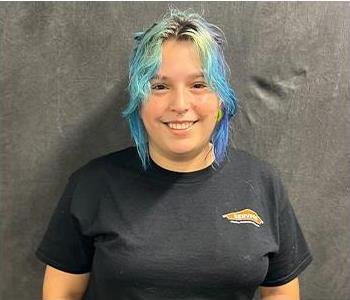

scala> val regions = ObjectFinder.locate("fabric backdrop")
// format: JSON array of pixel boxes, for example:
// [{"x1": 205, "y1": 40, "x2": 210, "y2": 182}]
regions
[{"x1": 1, "y1": 2, "x2": 349, "y2": 300}]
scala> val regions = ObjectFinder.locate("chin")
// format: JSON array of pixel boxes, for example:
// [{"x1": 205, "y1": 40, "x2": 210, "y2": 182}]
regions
[{"x1": 165, "y1": 142, "x2": 199, "y2": 155}]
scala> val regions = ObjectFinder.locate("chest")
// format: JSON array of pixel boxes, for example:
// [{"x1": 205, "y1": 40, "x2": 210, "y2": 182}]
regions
[{"x1": 87, "y1": 179, "x2": 277, "y2": 289}]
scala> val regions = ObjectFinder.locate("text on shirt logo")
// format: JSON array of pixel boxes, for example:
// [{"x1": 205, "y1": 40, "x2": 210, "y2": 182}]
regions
[{"x1": 222, "y1": 208, "x2": 264, "y2": 227}]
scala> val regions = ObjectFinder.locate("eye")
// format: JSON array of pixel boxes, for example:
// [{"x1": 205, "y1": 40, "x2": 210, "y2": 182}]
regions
[
  {"x1": 192, "y1": 82, "x2": 208, "y2": 89},
  {"x1": 151, "y1": 83, "x2": 168, "y2": 90}
]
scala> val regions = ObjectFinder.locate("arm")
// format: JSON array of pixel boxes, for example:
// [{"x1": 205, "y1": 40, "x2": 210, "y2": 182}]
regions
[
  {"x1": 42, "y1": 265, "x2": 90, "y2": 300},
  {"x1": 260, "y1": 277, "x2": 300, "y2": 300}
]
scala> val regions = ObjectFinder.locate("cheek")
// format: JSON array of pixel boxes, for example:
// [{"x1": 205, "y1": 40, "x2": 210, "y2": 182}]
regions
[
  {"x1": 194, "y1": 97, "x2": 220, "y2": 117},
  {"x1": 195, "y1": 105, "x2": 217, "y2": 116},
  {"x1": 140, "y1": 100, "x2": 165, "y2": 126}
]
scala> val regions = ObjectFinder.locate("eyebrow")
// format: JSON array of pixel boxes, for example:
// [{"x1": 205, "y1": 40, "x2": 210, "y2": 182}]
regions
[{"x1": 151, "y1": 72, "x2": 205, "y2": 81}]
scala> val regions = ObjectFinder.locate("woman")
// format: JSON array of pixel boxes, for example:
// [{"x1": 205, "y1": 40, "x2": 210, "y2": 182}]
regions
[{"x1": 36, "y1": 8, "x2": 312, "y2": 300}]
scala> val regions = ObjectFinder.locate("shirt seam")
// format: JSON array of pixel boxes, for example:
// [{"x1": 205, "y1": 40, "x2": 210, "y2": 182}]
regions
[{"x1": 261, "y1": 252, "x2": 313, "y2": 286}]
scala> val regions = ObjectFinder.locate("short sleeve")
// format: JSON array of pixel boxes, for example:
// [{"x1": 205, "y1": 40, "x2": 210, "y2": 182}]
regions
[
  {"x1": 261, "y1": 168, "x2": 312, "y2": 286},
  {"x1": 35, "y1": 172, "x2": 95, "y2": 274}
]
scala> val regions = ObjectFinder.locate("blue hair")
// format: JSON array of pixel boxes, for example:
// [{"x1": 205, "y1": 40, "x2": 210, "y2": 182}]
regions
[{"x1": 121, "y1": 7, "x2": 239, "y2": 171}]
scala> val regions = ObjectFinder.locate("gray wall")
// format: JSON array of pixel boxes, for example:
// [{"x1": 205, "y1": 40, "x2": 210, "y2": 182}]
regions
[{"x1": 1, "y1": 2, "x2": 349, "y2": 300}]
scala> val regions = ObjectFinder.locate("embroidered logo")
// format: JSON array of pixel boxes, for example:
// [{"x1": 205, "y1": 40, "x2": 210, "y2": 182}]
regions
[{"x1": 222, "y1": 208, "x2": 264, "y2": 227}]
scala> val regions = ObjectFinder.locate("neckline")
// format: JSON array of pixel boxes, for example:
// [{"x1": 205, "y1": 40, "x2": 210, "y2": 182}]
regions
[{"x1": 143, "y1": 147, "x2": 230, "y2": 184}]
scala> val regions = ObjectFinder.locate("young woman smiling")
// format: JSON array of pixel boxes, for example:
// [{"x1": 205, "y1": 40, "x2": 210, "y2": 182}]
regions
[{"x1": 36, "y1": 7, "x2": 312, "y2": 300}]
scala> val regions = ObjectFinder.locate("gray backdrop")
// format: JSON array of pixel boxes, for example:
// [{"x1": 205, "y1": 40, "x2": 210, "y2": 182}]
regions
[{"x1": 1, "y1": 2, "x2": 349, "y2": 300}]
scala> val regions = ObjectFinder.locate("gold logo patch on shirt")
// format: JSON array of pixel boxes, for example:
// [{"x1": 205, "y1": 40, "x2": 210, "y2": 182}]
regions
[{"x1": 222, "y1": 208, "x2": 264, "y2": 227}]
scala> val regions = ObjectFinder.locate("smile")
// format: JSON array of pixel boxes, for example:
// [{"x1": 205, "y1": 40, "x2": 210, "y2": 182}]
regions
[{"x1": 166, "y1": 121, "x2": 195, "y2": 130}]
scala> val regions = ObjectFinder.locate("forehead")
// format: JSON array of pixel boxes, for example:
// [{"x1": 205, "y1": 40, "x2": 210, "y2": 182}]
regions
[{"x1": 152, "y1": 39, "x2": 203, "y2": 81}]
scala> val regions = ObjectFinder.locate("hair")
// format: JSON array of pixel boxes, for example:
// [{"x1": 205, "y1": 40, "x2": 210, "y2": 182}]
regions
[{"x1": 121, "y1": 7, "x2": 239, "y2": 171}]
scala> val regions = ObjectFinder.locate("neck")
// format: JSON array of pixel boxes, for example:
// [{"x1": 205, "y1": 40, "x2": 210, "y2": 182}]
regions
[{"x1": 149, "y1": 143, "x2": 215, "y2": 173}]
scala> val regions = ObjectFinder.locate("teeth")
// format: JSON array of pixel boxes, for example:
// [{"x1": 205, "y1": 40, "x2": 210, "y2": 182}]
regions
[{"x1": 167, "y1": 122, "x2": 194, "y2": 129}]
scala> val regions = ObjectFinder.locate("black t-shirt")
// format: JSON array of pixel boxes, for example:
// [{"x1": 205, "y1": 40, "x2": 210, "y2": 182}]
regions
[{"x1": 35, "y1": 146, "x2": 312, "y2": 300}]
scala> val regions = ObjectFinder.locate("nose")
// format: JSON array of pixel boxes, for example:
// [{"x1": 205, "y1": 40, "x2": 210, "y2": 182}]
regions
[{"x1": 169, "y1": 87, "x2": 191, "y2": 115}]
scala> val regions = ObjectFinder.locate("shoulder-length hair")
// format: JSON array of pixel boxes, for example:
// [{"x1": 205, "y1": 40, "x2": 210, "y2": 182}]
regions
[{"x1": 121, "y1": 7, "x2": 239, "y2": 171}]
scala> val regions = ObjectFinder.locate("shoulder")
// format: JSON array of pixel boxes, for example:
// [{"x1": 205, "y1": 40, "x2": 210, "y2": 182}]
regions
[
  {"x1": 225, "y1": 147, "x2": 287, "y2": 203},
  {"x1": 228, "y1": 147, "x2": 279, "y2": 180},
  {"x1": 228, "y1": 149, "x2": 295, "y2": 218},
  {"x1": 66, "y1": 146, "x2": 139, "y2": 216},
  {"x1": 70, "y1": 146, "x2": 139, "y2": 183}
]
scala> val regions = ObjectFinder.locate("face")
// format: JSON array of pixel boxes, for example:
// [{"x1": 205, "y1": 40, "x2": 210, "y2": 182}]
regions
[{"x1": 140, "y1": 39, "x2": 221, "y2": 162}]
